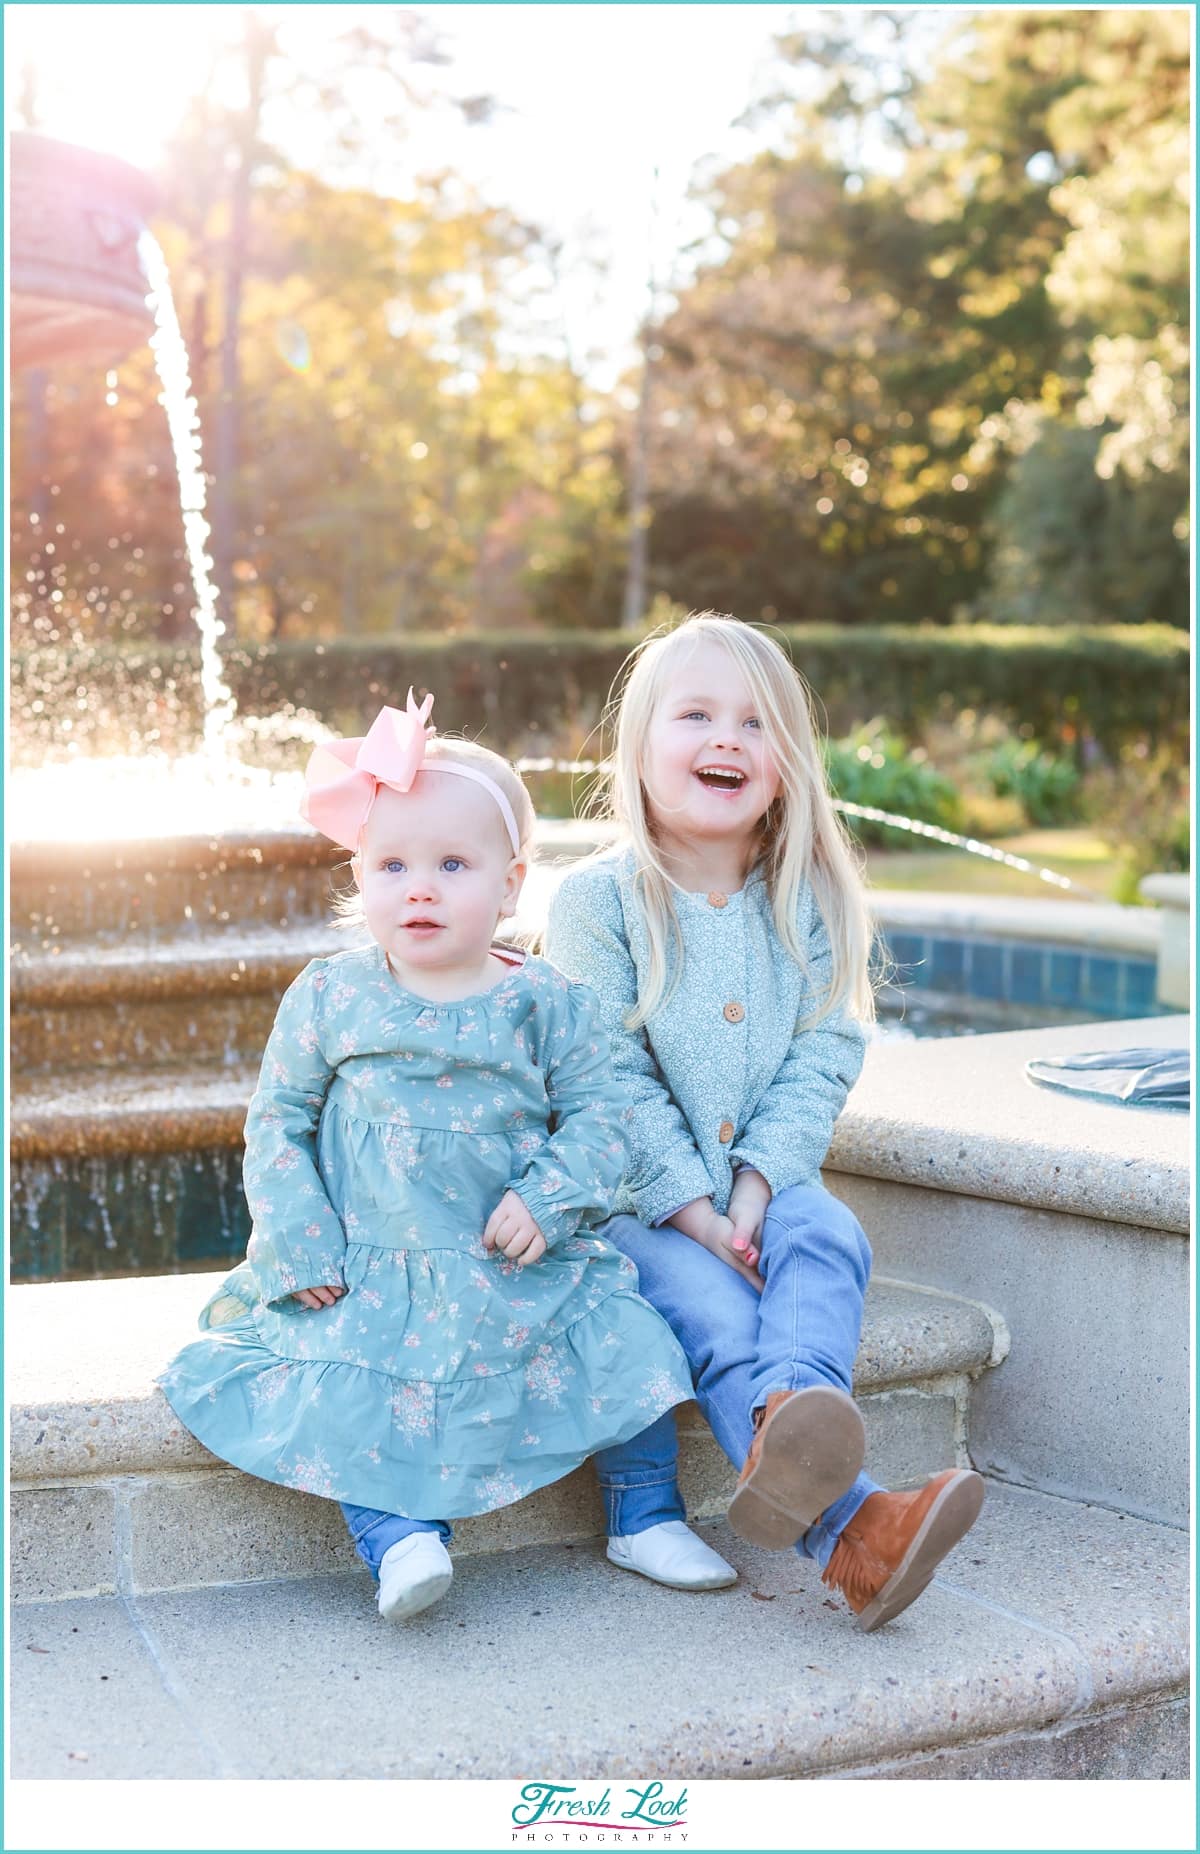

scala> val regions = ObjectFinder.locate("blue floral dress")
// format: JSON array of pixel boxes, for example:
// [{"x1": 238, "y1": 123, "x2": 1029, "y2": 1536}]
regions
[{"x1": 158, "y1": 945, "x2": 693, "y2": 1519}]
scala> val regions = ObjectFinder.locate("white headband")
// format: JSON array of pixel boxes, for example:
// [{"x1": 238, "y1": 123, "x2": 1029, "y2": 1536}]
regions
[{"x1": 360, "y1": 760, "x2": 522, "y2": 856}]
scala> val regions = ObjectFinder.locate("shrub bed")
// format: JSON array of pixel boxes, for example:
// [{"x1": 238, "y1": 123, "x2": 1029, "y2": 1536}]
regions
[{"x1": 13, "y1": 623, "x2": 1188, "y2": 765}]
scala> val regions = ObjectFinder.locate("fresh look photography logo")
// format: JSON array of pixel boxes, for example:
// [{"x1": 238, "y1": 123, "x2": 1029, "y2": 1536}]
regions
[{"x1": 511, "y1": 1782, "x2": 688, "y2": 1842}]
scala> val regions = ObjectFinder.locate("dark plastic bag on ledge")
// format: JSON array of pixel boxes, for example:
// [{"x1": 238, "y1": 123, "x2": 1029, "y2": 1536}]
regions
[{"x1": 1024, "y1": 1047, "x2": 1190, "y2": 1109}]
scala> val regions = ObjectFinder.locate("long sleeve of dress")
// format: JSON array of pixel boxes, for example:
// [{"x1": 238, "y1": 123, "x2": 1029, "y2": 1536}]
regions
[
  {"x1": 729, "y1": 906, "x2": 868, "y2": 1196},
  {"x1": 510, "y1": 981, "x2": 634, "y2": 1249},
  {"x1": 242, "y1": 959, "x2": 349, "y2": 1309},
  {"x1": 546, "y1": 873, "x2": 714, "y2": 1228}
]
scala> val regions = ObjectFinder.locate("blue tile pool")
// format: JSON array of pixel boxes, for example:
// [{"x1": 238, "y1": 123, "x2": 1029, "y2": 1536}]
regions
[{"x1": 876, "y1": 929, "x2": 1165, "y2": 1039}]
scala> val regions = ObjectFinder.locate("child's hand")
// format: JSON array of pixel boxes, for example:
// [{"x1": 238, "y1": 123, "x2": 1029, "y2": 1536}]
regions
[
  {"x1": 483, "y1": 1190, "x2": 547, "y2": 1265},
  {"x1": 702, "y1": 1213, "x2": 765, "y2": 1295},
  {"x1": 727, "y1": 1166, "x2": 772, "y2": 1271},
  {"x1": 293, "y1": 1282, "x2": 346, "y2": 1311}
]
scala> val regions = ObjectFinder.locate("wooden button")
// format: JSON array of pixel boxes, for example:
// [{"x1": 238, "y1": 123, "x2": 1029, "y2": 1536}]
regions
[
  {"x1": 707, "y1": 891, "x2": 728, "y2": 909},
  {"x1": 723, "y1": 1001, "x2": 745, "y2": 1024},
  {"x1": 718, "y1": 1120, "x2": 735, "y2": 1143}
]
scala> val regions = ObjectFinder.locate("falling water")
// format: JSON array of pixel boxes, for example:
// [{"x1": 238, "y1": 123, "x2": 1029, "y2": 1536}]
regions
[
  {"x1": 831, "y1": 799, "x2": 1101, "y2": 897},
  {"x1": 140, "y1": 230, "x2": 237, "y2": 758},
  {"x1": 10, "y1": 236, "x2": 335, "y2": 839},
  {"x1": 141, "y1": 230, "x2": 335, "y2": 769}
]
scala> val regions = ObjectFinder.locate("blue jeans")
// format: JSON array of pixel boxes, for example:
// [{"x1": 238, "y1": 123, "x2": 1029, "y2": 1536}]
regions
[
  {"x1": 598, "y1": 1182, "x2": 882, "y2": 1568},
  {"x1": 340, "y1": 1410, "x2": 684, "y2": 1578},
  {"x1": 340, "y1": 1504, "x2": 452, "y2": 1579}
]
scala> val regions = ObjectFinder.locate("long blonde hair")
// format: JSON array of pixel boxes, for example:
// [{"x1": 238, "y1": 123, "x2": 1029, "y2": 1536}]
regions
[{"x1": 592, "y1": 613, "x2": 879, "y2": 1031}]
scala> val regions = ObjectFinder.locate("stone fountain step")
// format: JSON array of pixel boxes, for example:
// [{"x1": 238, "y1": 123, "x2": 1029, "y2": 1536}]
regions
[
  {"x1": 9, "y1": 1486, "x2": 1188, "y2": 1780},
  {"x1": 10, "y1": 829, "x2": 344, "y2": 944},
  {"x1": 11, "y1": 1060, "x2": 258, "y2": 1282},
  {"x1": 11, "y1": 1060, "x2": 259, "y2": 1282},
  {"x1": 8, "y1": 863, "x2": 569, "y2": 1076},
  {"x1": 11, "y1": 924, "x2": 345, "y2": 1073},
  {"x1": 8, "y1": 821, "x2": 601, "y2": 945},
  {"x1": 10, "y1": 1269, "x2": 1004, "y2": 1602},
  {"x1": 12, "y1": 1061, "x2": 258, "y2": 1162}
]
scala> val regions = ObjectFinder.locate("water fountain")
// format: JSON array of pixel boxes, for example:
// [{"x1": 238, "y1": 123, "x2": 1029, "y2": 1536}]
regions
[
  {"x1": 9, "y1": 132, "x2": 336, "y2": 1279},
  {"x1": 8, "y1": 136, "x2": 1171, "y2": 1285}
]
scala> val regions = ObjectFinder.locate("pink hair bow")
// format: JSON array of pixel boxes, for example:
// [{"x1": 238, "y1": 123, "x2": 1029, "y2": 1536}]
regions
[{"x1": 300, "y1": 690, "x2": 436, "y2": 850}]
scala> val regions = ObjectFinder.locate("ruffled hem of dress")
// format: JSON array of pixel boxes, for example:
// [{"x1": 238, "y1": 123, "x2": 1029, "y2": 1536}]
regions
[
  {"x1": 205, "y1": 1245, "x2": 659, "y2": 1382},
  {"x1": 157, "y1": 1290, "x2": 693, "y2": 1520}
]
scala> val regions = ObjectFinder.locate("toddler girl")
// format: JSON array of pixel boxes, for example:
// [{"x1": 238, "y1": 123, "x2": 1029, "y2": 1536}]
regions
[
  {"x1": 545, "y1": 617, "x2": 984, "y2": 1632},
  {"x1": 160, "y1": 694, "x2": 735, "y2": 1620}
]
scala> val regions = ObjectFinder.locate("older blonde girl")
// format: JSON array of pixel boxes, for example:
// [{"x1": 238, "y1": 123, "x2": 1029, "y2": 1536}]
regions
[{"x1": 546, "y1": 615, "x2": 983, "y2": 1631}]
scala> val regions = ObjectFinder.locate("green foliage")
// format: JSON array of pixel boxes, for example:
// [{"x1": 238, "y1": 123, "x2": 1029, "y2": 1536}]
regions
[
  {"x1": 825, "y1": 720, "x2": 964, "y2": 849},
  {"x1": 984, "y1": 738, "x2": 1082, "y2": 827},
  {"x1": 980, "y1": 415, "x2": 1187, "y2": 629},
  {"x1": 640, "y1": 9, "x2": 1188, "y2": 632},
  {"x1": 9, "y1": 22, "x2": 630, "y2": 648},
  {"x1": 1085, "y1": 746, "x2": 1191, "y2": 903},
  {"x1": 14, "y1": 623, "x2": 1185, "y2": 771}
]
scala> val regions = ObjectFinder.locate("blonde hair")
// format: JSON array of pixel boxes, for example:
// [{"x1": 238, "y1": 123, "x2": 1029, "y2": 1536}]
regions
[
  {"x1": 333, "y1": 733, "x2": 536, "y2": 930},
  {"x1": 591, "y1": 612, "x2": 879, "y2": 1031}
]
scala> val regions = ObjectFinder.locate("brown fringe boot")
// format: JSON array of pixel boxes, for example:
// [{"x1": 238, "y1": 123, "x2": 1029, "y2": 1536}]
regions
[{"x1": 821, "y1": 1468, "x2": 985, "y2": 1632}]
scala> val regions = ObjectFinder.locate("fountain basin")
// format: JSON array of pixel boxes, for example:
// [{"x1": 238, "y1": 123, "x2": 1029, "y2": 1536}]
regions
[
  {"x1": 11, "y1": 820, "x2": 1173, "y2": 1282},
  {"x1": 10, "y1": 132, "x2": 158, "y2": 369}
]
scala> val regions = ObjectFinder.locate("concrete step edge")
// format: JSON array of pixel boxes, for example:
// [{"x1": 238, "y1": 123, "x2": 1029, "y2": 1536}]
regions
[
  {"x1": 10, "y1": 1272, "x2": 1001, "y2": 1486},
  {"x1": 12, "y1": 925, "x2": 346, "y2": 1007},
  {"x1": 12, "y1": 1064, "x2": 257, "y2": 1159},
  {"x1": 9, "y1": 1486, "x2": 1189, "y2": 1780},
  {"x1": 11, "y1": 1377, "x2": 976, "y2": 1603}
]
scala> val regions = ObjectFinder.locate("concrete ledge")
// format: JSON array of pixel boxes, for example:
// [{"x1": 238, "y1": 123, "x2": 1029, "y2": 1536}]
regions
[
  {"x1": 833, "y1": 1175, "x2": 1191, "y2": 1525},
  {"x1": 1140, "y1": 872, "x2": 1191, "y2": 1010},
  {"x1": 868, "y1": 890, "x2": 1159, "y2": 955},
  {"x1": 832, "y1": 1014, "x2": 1190, "y2": 1234},
  {"x1": 11, "y1": 1386, "x2": 972, "y2": 1602},
  {"x1": 9, "y1": 1484, "x2": 1188, "y2": 1780},
  {"x1": 9, "y1": 1271, "x2": 998, "y2": 1485},
  {"x1": 845, "y1": 1694, "x2": 1189, "y2": 1779}
]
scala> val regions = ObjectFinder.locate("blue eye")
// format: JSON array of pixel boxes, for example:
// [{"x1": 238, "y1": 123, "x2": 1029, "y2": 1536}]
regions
[
  {"x1": 683, "y1": 711, "x2": 709, "y2": 722},
  {"x1": 441, "y1": 857, "x2": 466, "y2": 873},
  {"x1": 383, "y1": 859, "x2": 406, "y2": 874},
  {"x1": 745, "y1": 717, "x2": 761, "y2": 730}
]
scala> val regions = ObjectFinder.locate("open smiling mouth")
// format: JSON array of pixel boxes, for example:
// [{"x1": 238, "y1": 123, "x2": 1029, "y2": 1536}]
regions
[{"x1": 694, "y1": 767, "x2": 748, "y2": 793}]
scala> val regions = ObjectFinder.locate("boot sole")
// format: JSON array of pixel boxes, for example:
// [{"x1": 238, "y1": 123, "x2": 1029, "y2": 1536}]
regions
[
  {"x1": 378, "y1": 1566, "x2": 453, "y2": 1621},
  {"x1": 727, "y1": 1387, "x2": 866, "y2": 1551},
  {"x1": 855, "y1": 1470, "x2": 985, "y2": 1633}
]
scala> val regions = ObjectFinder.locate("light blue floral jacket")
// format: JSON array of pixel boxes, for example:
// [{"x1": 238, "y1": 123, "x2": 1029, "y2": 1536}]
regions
[{"x1": 545, "y1": 849, "x2": 868, "y2": 1226}]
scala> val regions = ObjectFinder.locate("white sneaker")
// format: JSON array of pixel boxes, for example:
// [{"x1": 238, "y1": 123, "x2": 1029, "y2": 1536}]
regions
[
  {"x1": 607, "y1": 1520, "x2": 737, "y2": 1590},
  {"x1": 376, "y1": 1533, "x2": 453, "y2": 1621}
]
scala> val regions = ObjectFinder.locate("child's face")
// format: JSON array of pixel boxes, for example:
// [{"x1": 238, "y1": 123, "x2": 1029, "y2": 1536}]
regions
[
  {"x1": 642, "y1": 640, "x2": 782, "y2": 848},
  {"x1": 355, "y1": 776, "x2": 525, "y2": 977}
]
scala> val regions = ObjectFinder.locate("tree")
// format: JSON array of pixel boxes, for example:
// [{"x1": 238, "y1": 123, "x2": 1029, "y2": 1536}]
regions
[
  {"x1": 979, "y1": 9, "x2": 1189, "y2": 624},
  {"x1": 631, "y1": 7, "x2": 1188, "y2": 628}
]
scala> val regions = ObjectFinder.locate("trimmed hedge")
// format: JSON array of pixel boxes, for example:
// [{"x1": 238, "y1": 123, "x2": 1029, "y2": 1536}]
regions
[{"x1": 12, "y1": 623, "x2": 1189, "y2": 763}]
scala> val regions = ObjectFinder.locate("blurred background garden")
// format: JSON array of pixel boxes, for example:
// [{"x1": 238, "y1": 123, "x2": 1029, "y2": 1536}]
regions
[{"x1": 9, "y1": 3, "x2": 1189, "y2": 901}]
